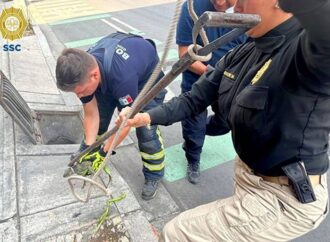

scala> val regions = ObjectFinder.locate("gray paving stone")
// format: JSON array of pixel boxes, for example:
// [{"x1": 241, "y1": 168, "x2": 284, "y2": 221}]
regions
[
  {"x1": 33, "y1": 25, "x2": 82, "y2": 108},
  {"x1": 16, "y1": 142, "x2": 80, "y2": 156},
  {"x1": 108, "y1": 163, "x2": 141, "y2": 214},
  {"x1": 29, "y1": 103, "x2": 82, "y2": 113},
  {"x1": 112, "y1": 145, "x2": 180, "y2": 220},
  {"x1": 43, "y1": 233, "x2": 79, "y2": 242},
  {"x1": 20, "y1": 196, "x2": 117, "y2": 242},
  {"x1": 150, "y1": 212, "x2": 179, "y2": 234},
  {"x1": 32, "y1": 25, "x2": 57, "y2": 79},
  {"x1": 0, "y1": 218, "x2": 19, "y2": 242},
  {"x1": 141, "y1": 182, "x2": 180, "y2": 220},
  {"x1": 16, "y1": 154, "x2": 106, "y2": 215},
  {"x1": 0, "y1": 112, "x2": 17, "y2": 220},
  {"x1": 20, "y1": 92, "x2": 64, "y2": 105},
  {"x1": 113, "y1": 186, "x2": 141, "y2": 215},
  {"x1": 122, "y1": 210, "x2": 158, "y2": 242},
  {"x1": 16, "y1": 153, "x2": 139, "y2": 215},
  {"x1": 10, "y1": 36, "x2": 59, "y2": 95},
  {"x1": 40, "y1": 218, "x2": 131, "y2": 242}
]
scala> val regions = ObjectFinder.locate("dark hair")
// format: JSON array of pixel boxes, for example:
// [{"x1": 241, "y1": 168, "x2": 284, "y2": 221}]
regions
[{"x1": 55, "y1": 48, "x2": 97, "y2": 92}]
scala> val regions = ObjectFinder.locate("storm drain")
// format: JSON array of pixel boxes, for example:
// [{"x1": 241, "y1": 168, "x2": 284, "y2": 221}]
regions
[
  {"x1": 0, "y1": 70, "x2": 83, "y2": 145},
  {"x1": 0, "y1": 70, "x2": 41, "y2": 143}
]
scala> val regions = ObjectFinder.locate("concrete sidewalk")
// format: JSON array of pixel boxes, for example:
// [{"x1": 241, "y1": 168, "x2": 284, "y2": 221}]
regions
[{"x1": 0, "y1": 1, "x2": 167, "y2": 241}]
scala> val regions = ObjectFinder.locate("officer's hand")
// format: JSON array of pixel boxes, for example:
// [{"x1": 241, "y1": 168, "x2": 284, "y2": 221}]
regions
[
  {"x1": 116, "y1": 107, "x2": 151, "y2": 128},
  {"x1": 116, "y1": 107, "x2": 132, "y2": 126}
]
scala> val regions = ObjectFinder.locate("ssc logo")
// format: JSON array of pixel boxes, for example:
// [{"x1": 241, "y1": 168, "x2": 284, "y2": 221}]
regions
[
  {"x1": 0, "y1": 7, "x2": 28, "y2": 41},
  {"x1": 3, "y1": 44, "x2": 21, "y2": 51}
]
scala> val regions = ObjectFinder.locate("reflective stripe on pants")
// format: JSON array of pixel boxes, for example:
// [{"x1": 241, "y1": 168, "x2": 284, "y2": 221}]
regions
[{"x1": 137, "y1": 125, "x2": 165, "y2": 180}]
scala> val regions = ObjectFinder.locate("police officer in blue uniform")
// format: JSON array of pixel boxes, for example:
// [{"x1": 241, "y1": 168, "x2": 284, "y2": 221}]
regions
[
  {"x1": 118, "y1": 0, "x2": 330, "y2": 240},
  {"x1": 177, "y1": 0, "x2": 246, "y2": 184},
  {"x1": 56, "y1": 32, "x2": 166, "y2": 200}
]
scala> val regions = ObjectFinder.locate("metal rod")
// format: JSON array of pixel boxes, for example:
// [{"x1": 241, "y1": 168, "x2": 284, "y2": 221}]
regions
[{"x1": 192, "y1": 12, "x2": 260, "y2": 48}]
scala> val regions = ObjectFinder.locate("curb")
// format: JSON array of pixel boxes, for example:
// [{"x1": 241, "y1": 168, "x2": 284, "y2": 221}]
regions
[{"x1": 32, "y1": 24, "x2": 82, "y2": 108}]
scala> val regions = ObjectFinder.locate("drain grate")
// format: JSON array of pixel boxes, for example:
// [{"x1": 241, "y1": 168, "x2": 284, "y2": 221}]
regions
[{"x1": 0, "y1": 70, "x2": 42, "y2": 144}]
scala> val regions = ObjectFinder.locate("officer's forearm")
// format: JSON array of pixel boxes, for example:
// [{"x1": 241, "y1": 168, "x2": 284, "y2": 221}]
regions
[
  {"x1": 148, "y1": 69, "x2": 221, "y2": 126},
  {"x1": 83, "y1": 98, "x2": 99, "y2": 145},
  {"x1": 189, "y1": 61, "x2": 208, "y2": 76},
  {"x1": 83, "y1": 116, "x2": 99, "y2": 145},
  {"x1": 103, "y1": 126, "x2": 131, "y2": 152}
]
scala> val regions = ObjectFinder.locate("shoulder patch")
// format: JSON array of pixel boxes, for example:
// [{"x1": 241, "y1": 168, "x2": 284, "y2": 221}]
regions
[{"x1": 119, "y1": 95, "x2": 133, "y2": 106}]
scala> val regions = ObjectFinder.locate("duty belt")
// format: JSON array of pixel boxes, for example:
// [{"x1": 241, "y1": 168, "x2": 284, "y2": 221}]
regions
[
  {"x1": 256, "y1": 161, "x2": 319, "y2": 203},
  {"x1": 258, "y1": 173, "x2": 321, "y2": 187}
]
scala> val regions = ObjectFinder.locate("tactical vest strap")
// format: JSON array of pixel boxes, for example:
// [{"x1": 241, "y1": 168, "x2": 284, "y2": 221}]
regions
[{"x1": 87, "y1": 32, "x2": 142, "y2": 77}]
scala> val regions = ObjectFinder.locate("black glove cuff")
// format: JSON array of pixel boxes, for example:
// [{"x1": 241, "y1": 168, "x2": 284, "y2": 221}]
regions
[
  {"x1": 79, "y1": 140, "x2": 90, "y2": 152},
  {"x1": 99, "y1": 147, "x2": 107, "y2": 157},
  {"x1": 99, "y1": 147, "x2": 116, "y2": 156}
]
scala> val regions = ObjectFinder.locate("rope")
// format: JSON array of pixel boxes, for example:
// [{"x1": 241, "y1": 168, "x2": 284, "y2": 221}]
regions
[
  {"x1": 187, "y1": 44, "x2": 212, "y2": 62},
  {"x1": 67, "y1": 0, "x2": 184, "y2": 203},
  {"x1": 187, "y1": 0, "x2": 209, "y2": 47},
  {"x1": 187, "y1": 0, "x2": 212, "y2": 62}
]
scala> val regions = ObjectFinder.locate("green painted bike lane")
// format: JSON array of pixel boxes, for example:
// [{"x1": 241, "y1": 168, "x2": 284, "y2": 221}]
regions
[
  {"x1": 50, "y1": 13, "x2": 179, "y2": 63},
  {"x1": 164, "y1": 133, "x2": 236, "y2": 182}
]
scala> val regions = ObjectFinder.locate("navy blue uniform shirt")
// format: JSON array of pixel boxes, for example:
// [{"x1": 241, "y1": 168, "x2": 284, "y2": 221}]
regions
[
  {"x1": 176, "y1": 0, "x2": 247, "y2": 86},
  {"x1": 80, "y1": 35, "x2": 159, "y2": 110}
]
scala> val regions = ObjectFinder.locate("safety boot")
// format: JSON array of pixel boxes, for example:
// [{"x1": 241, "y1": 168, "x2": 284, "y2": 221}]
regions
[
  {"x1": 187, "y1": 162, "x2": 200, "y2": 184},
  {"x1": 141, "y1": 179, "x2": 159, "y2": 200}
]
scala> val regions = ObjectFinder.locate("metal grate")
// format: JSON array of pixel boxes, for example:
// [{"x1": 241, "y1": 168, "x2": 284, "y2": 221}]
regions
[{"x1": 0, "y1": 70, "x2": 41, "y2": 144}]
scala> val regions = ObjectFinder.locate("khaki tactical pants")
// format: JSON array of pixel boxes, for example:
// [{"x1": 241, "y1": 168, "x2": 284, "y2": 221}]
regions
[{"x1": 160, "y1": 158, "x2": 328, "y2": 242}]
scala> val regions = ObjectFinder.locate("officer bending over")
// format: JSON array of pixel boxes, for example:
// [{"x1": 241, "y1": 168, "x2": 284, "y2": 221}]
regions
[
  {"x1": 56, "y1": 33, "x2": 167, "y2": 201},
  {"x1": 117, "y1": 0, "x2": 330, "y2": 240}
]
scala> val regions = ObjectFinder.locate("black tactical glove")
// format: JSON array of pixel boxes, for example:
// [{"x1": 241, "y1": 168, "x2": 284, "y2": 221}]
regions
[{"x1": 70, "y1": 138, "x2": 101, "y2": 161}]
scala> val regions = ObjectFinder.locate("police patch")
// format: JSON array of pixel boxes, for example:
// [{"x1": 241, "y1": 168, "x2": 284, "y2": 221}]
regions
[{"x1": 119, "y1": 95, "x2": 133, "y2": 106}]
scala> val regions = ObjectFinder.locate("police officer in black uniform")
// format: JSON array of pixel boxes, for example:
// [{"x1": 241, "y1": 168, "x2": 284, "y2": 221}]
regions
[{"x1": 117, "y1": 0, "x2": 330, "y2": 241}]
